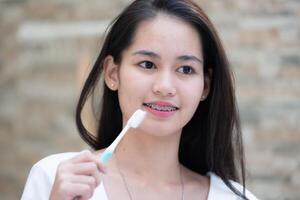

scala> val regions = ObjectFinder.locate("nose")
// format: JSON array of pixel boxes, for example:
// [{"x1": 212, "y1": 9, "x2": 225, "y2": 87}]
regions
[{"x1": 152, "y1": 71, "x2": 176, "y2": 97}]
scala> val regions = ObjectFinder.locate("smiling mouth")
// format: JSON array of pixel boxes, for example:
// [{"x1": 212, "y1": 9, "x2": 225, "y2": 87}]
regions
[{"x1": 143, "y1": 103, "x2": 179, "y2": 112}]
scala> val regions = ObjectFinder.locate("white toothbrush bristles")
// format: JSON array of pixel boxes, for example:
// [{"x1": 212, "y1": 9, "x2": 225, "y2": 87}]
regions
[{"x1": 127, "y1": 109, "x2": 147, "y2": 128}]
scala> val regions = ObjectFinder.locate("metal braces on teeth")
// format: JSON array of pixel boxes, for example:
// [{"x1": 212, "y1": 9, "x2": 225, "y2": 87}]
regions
[{"x1": 145, "y1": 103, "x2": 177, "y2": 112}]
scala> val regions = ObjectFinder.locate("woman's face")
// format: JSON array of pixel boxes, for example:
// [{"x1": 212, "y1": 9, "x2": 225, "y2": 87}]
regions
[{"x1": 105, "y1": 14, "x2": 210, "y2": 136}]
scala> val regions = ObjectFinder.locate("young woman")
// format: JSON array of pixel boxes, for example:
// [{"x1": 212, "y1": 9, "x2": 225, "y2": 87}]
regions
[{"x1": 22, "y1": 0, "x2": 258, "y2": 199}]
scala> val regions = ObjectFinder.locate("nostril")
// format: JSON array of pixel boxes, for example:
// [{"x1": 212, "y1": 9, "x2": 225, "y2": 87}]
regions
[
  {"x1": 153, "y1": 73, "x2": 172, "y2": 90},
  {"x1": 169, "y1": 88, "x2": 176, "y2": 95},
  {"x1": 152, "y1": 84, "x2": 176, "y2": 97},
  {"x1": 167, "y1": 88, "x2": 176, "y2": 96}
]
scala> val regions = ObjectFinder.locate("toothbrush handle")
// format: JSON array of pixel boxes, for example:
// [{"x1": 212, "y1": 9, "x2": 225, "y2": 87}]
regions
[
  {"x1": 100, "y1": 150, "x2": 113, "y2": 165},
  {"x1": 109, "y1": 125, "x2": 130, "y2": 149},
  {"x1": 99, "y1": 125, "x2": 130, "y2": 164}
]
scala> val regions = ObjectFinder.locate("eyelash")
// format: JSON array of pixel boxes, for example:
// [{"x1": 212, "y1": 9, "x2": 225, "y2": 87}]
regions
[
  {"x1": 177, "y1": 66, "x2": 196, "y2": 74},
  {"x1": 137, "y1": 61, "x2": 196, "y2": 75},
  {"x1": 138, "y1": 61, "x2": 156, "y2": 69}
]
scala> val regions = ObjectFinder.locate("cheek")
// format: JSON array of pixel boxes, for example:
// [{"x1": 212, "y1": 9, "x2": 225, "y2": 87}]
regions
[
  {"x1": 179, "y1": 80, "x2": 204, "y2": 124},
  {"x1": 119, "y1": 70, "x2": 146, "y2": 96},
  {"x1": 117, "y1": 67, "x2": 148, "y2": 113},
  {"x1": 181, "y1": 79, "x2": 204, "y2": 106}
]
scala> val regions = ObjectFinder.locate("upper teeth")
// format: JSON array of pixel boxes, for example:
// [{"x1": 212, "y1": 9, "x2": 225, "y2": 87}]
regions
[{"x1": 145, "y1": 103, "x2": 177, "y2": 111}]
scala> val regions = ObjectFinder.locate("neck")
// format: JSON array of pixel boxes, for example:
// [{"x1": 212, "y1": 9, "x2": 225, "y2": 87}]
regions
[{"x1": 113, "y1": 128, "x2": 182, "y2": 185}]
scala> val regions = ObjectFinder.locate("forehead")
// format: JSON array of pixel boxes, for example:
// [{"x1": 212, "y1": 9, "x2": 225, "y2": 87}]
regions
[{"x1": 125, "y1": 13, "x2": 203, "y2": 58}]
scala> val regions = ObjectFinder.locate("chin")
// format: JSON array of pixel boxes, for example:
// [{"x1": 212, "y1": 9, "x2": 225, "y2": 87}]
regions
[{"x1": 139, "y1": 122, "x2": 182, "y2": 138}]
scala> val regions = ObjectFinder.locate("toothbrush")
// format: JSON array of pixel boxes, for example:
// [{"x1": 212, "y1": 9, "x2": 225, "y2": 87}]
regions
[{"x1": 100, "y1": 109, "x2": 146, "y2": 164}]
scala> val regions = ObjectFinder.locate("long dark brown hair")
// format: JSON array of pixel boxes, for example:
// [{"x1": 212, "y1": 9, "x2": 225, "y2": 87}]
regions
[{"x1": 76, "y1": 0, "x2": 247, "y2": 199}]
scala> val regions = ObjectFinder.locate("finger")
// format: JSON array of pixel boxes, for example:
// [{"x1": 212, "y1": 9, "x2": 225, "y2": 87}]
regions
[
  {"x1": 70, "y1": 150, "x2": 95, "y2": 163},
  {"x1": 70, "y1": 175, "x2": 98, "y2": 190},
  {"x1": 71, "y1": 162, "x2": 102, "y2": 185},
  {"x1": 70, "y1": 151, "x2": 107, "y2": 174},
  {"x1": 89, "y1": 152, "x2": 108, "y2": 174},
  {"x1": 72, "y1": 162, "x2": 98, "y2": 175},
  {"x1": 65, "y1": 183, "x2": 94, "y2": 200}
]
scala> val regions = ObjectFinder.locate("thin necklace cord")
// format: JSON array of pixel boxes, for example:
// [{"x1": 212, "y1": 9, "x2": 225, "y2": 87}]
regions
[{"x1": 115, "y1": 154, "x2": 185, "y2": 200}]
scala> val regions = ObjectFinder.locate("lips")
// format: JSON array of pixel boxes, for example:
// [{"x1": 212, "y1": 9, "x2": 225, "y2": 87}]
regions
[{"x1": 142, "y1": 101, "x2": 179, "y2": 117}]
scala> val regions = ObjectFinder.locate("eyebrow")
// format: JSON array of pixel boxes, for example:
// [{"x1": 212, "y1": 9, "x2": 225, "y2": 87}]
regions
[{"x1": 132, "y1": 50, "x2": 203, "y2": 64}]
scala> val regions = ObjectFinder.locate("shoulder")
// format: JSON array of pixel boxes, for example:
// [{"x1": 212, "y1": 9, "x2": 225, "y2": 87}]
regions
[
  {"x1": 33, "y1": 151, "x2": 83, "y2": 171},
  {"x1": 29, "y1": 151, "x2": 81, "y2": 179},
  {"x1": 181, "y1": 166, "x2": 210, "y2": 199},
  {"x1": 208, "y1": 172, "x2": 259, "y2": 200}
]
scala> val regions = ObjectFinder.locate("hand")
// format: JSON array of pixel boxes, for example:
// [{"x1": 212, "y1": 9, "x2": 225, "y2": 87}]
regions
[{"x1": 49, "y1": 150, "x2": 107, "y2": 200}]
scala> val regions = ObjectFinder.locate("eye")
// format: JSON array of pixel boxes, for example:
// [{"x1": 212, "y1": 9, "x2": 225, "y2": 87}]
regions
[
  {"x1": 177, "y1": 66, "x2": 195, "y2": 74},
  {"x1": 138, "y1": 61, "x2": 156, "y2": 69}
]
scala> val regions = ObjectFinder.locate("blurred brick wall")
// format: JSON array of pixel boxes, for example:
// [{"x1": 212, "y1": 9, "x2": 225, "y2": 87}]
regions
[{"x1": 0, "y1": 0, "x2": 299, "y2": 199}]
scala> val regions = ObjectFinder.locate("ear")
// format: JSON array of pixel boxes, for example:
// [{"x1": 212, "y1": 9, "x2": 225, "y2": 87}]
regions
[
  {"x1": 201, "y1": 68, "x2": 212, "y2": 101},
  {"x1": 103, "y1": 55, "x2": 119, "y2": 91}
]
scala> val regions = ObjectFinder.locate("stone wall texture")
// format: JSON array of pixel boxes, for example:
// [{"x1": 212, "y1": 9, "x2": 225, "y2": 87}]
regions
[{"x1": 0, "y1": 0, "x2": 299, "y2": 199}]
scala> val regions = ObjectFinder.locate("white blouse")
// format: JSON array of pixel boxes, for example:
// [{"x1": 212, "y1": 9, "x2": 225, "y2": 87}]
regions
[{"x1": 21, "y1": 151, "x2": 258, "y2": 200}]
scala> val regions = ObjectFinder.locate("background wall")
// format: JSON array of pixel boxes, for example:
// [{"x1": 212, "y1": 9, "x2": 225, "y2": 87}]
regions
[{"x1": 0, "y1": 0, "x2": 299, "y2": 199}]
